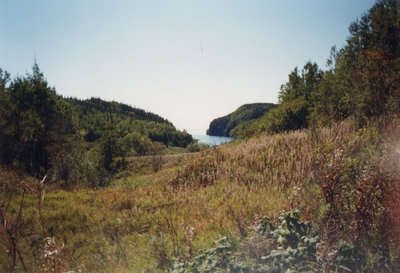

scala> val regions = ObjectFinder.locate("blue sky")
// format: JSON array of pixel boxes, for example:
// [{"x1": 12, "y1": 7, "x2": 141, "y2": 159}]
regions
[{"x1": 0, "y1": 0, "x2": 375, "y2": 133}]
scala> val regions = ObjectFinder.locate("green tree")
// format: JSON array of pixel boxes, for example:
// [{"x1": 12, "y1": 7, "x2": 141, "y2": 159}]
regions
[
  {"x1": 123, "y1": 132, "x2": 152, "y2": 156},
  {"x1": 279, "y1": 62, "x2": 324, "y2": 104},
  {"x1": 0, "y1": 63, "x2": 75, "y2": 175},
  {"x1": 0, "y1": 68, "x2": 11, "y2": 164},
  {"x1": 310, "y1": 47, "x2": 351, "y2": 127},
  {"x1": 275, "y1": 62, "x2": 324, "y2": 132},
  {"x1": 333, "y1": 0, "x2": 400, "y2": 123},
  {"x1": 100, "y1": 132, "x2": 121, "y2": 172}
]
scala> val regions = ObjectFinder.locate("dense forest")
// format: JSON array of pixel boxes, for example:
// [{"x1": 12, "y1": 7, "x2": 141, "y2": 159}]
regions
[
  {"x1": 0, "y1": 65, "x2": 194, "y2": 187},
  {"x1": 1, "y1": 0, "x2": 400, "y2": 272},
  {"x1": 233, "y1": 0, "x2": 400, "y2": 139},
  {"x1": 206, "y1": 103, "x2": 277, "y2": 137}
]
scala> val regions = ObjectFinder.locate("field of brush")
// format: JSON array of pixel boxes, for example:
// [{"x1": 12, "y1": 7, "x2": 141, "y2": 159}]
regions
[{"x1": 2, "y1": 119, "x2": 400, "y2": 272}]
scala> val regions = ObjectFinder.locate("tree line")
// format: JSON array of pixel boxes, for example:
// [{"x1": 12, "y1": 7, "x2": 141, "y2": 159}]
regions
[
  {"x1": 0, "y1": 64, "x2": 194, "y2": 187},
  {"x1": 234, "y1": 0, "x2": 400, "y2": 138}
]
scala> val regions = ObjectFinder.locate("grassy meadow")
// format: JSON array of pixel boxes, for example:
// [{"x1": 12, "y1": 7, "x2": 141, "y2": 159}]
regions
[
  {"x1": 2, "y1": 1, "x2": 400, "y2": 271},
  {"x1": 2, "y1": 118, "x2": 400, "y2": 272}
]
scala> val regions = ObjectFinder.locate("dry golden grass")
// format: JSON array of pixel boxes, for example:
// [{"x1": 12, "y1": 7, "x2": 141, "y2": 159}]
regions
[{"x1": 2, "y1": 119, "x2": 400, "y2": 272}]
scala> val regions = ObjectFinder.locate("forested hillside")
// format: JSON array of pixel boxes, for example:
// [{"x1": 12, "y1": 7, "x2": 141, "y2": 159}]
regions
[
  {"x1": 234, "y1": 0, "x2": 400, "y2": 139},
  {"x1": 65, "y1": 97, "x2": 193, "y2": 147},
  {"x1": 207, "y1": 103, "x2": 277, "y2": 137},
  {"x1": 0, "y1": 65, "x2": 194, "y2": 186}
]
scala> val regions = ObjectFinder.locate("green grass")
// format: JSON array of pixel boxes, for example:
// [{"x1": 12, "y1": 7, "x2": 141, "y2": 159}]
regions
[{"x1": 2, "y1": 119, "x2": 400, "y2": 272}]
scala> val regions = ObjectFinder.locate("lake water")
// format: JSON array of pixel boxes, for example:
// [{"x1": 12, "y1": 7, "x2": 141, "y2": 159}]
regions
[{"x1": 192, "y1": 134, "x2": 233, "y2": 146}]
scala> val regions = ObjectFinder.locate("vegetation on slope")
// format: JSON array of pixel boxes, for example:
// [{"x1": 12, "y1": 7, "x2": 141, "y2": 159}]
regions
[
  {"x1": 1, "y1": 0, "x2": 400, "y2": 272},
  {"x1": 234, "y1": 0, "x2": 400, "y2": 139},
  {"x1": 0, "y1": 64, "x2": 195, "y2": 187},
  {"x1": 65, "y1": 97, "x2": 192, "y2": 147},
  {"x1": 1, "y1": 119, "x2": 400, "y2": 272},
  {"x1": 206, "y1": 103, "x2": 277, "y2": 137}
]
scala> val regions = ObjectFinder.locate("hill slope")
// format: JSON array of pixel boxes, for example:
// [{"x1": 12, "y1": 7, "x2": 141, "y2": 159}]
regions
[
  {"x1": 66, "y1": 97, "x2": 171, "y2": 126},
  {"x1": 206, "y1": 103, "x2": 277, "y2": 137},
  {"x1": 3, "y1": 119, "x2": 399, "y2": 272},
  {"x1": 63, "y1": 97, "x2": 193, "y2": 147}
]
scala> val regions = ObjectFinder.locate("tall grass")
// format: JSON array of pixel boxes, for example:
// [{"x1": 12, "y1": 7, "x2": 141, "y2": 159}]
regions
[{"x1": 1, "y1": 119, "x2": 399, "y2": 271}]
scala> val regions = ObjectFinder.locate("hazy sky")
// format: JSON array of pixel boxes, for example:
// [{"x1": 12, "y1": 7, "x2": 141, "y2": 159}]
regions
[{"x1": 1, "y1": 0, "x2": 375, "y2": 134}]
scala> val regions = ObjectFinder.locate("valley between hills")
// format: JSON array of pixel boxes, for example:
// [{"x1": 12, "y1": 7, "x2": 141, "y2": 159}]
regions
[{"x1": 1, "y1": 1, "x2": 400, "y2": 272}]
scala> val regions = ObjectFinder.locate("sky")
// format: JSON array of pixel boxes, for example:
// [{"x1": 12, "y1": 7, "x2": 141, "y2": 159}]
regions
[{"x1": 0, "y1": 0, "x2": 376, "y2": 134}]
